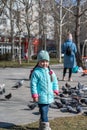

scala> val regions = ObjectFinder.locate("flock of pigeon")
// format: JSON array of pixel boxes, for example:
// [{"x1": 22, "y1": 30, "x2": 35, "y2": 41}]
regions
[
  {"x1": 0, "y1": 80, "x2": 24, "y2": 100},
  {"x1": 1, "y1": 79, "x2": 87, "y2": 115},
  {"x1": 28, "y1": 82, "x2": 87, "y2": 115}
]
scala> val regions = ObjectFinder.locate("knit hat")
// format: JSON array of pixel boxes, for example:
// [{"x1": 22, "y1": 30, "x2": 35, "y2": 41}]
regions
[{"x1": 37, "y1": 50, "x2": 50, "y2": 61}]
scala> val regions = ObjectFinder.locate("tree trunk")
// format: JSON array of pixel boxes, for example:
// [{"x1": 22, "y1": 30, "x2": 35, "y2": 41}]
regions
[
  {"x1": 18, "y1": 34, "x2": 22, "y2": 64},
  {"x1": 75, "y1": 0, "x2": 83, "y2": 67},
  {"x1": 10, "y1": 0, "x2": 15, "y2": 61}
]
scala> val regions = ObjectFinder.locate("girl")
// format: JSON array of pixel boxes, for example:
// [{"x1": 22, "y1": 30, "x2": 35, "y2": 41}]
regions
[{"x1": 29, "y1": 50, "x2": 59, "y2": 130}]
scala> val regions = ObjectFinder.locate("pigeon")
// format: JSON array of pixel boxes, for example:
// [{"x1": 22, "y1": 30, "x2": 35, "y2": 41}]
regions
[
  {"x1": 60, "y1": 107, "x2": 69, "y2": 112},
  {"x1": 66, "y1": 105, "x2": 75, "y2": 113},
  {"x1": 62, "y1": 89, "x2": 72, "y2": 95},
  {"x1": 62, "y1": 90, "x2": 68, "y2": 95},
  {"x1": 76, "y1": 105, "x2": 82, "y2": 113},
  {"x1": 75, "y1": 90, "x2": 82, "y2": 97},
  {"x1": 5, "y1": 93, "x2": 12, "y2": 100},
  {"x1": 62, "y1": 87, "x2": 69, "y2": 95},
  {"x1": 80, "y1": 99, "x2": 85, "y2": 104},
  {"x1": 69, "y1": 99, "x2": 79, "y2": 107},
  {"x1": 83, "y1": 111, "x2": 87, "y2": 115},
  {"x1": 65, "y1": 82, "x2": 71, "y2": 89},
  {"x1": 0, "y1": 84, "x2": 5, "y2": 94},
  {"x1": 67, "y1": 90, "x2": 72, "y2": 95},
  {"x1": 55, "y1": 101, "x2": 63, "y2": 108},
  {"x1": 12, "y1": 80, "x2": 24, "y2": 89},
  {"x1": 49, "y1": 103, "x2": 58, "y2": 109},
  {"x1": 80, "y1": 98, "x2": 87, "y2": 105},
  {"x1": 60, "y1": 98, "x2": 68, "y2": 105},
  {"x1": 27, "y1": 102, "x2": 38, "y2": 110},
  {"x1": 77, "y1": 82, "x2": 84, "y2": 90},
  {"x1": 58, "y1": 93, "x2": 65, "y2": 97},
  {"x1": 71, "y1": 93, "x2": 81, "y2": 101},
  {"x1": 82, "y1": 87, "x2": 87, "y2": 92},
  {"x1": 62, "y1": 86, "x2": 67, "y2": 91},
  {"x1": 71, "y1": 92, "x2": 77, "y2": 97},
  {"x1": 69, "y1": 89, "x2": 76, "y2": 94},
  {"x1": 70, "y1": 86, "x2": 77, "y2": 90}
]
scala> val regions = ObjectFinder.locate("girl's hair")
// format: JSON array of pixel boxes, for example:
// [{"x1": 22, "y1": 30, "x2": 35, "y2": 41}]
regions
[
  {"x1": 48, "y1": 66, "x2": 53, "y2": 82},
  {"x1": 29, "y1": 63, "x2": 38, "y2": 80},
  {"x1": 29, "y1": 64, "x2": 53, "y2": 82}
]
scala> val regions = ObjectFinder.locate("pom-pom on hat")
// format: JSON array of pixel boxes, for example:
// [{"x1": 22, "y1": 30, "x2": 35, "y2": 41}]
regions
[{"x1": 37, "y1": 50, "x2": 50, "y2": 62}]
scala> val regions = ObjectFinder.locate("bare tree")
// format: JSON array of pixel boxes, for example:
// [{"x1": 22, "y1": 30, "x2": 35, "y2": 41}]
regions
[
  {"x1": 74, "y1": 0, "x2": 87, "y2": 67},
  {"x1": 18, "y1": 0, "x2": 40, "y2": 62},
  {"x1": 1, "y1": 0, "x2": 16, "y2": 61},
  {"x1": 51, "y1": 0, "x2": 87, "y2": 66},
  {"x1": 1, "y1": 0, "x2": 87, "y2": 65},
  {"x1": 9, "y1": 0, "x2": 15, "y2": 61},
  {"x1": 50, "y1": 0, "x2": 74, "y2": 62}
]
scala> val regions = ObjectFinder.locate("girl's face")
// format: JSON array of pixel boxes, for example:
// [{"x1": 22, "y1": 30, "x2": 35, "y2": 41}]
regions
[{"x1": 38, "y1": 60, "x2": 49, "y2": 68}]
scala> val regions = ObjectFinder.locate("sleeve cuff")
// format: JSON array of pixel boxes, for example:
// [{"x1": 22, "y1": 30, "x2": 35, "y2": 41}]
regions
[
  {"x1": 54, "y1": 90, "x2": 59, "y2": 95},
  {"x1": 32, "y1": 94, "x2": 39, "y2": 98}
]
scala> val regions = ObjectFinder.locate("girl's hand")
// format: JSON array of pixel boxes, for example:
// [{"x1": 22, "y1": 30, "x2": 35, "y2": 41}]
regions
[{"x1": 33, "y1": 97, "x2": 38, "y2": 102}]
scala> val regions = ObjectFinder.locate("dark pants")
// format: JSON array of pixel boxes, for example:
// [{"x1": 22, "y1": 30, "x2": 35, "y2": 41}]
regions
[
  {"x1": 38, "y1": 104, "x2": 49, "y2": 122},
  {"x1": 63, "y1": 68, "x2": 72, "y2": 78}
]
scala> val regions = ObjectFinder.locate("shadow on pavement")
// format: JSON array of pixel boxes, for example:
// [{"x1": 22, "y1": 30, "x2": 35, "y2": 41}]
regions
[
  {"x1": 0, "y1": 122, "x2": 15, "y2": 128},
  {"x1": 0, "y1": 122, "x2": 39, "y2": 130}
]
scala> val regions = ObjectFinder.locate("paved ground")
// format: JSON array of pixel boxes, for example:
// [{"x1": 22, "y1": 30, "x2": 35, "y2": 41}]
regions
[{"x1": 0, "y1": 64, "x2": 87, "y2": 128}]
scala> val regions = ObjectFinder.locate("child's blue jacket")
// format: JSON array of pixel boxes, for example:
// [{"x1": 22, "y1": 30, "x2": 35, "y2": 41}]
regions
[{"x1": 30, "y1": 66, "x2": 59, "y2": 104}]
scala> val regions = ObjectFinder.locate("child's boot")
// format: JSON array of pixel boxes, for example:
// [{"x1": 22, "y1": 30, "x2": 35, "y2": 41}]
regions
[{"x1": 41, "y1": 122, "x2": 51, "y2": 130}]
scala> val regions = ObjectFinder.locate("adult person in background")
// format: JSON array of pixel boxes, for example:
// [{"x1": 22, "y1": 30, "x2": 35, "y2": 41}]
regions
[{"x1": 62, "y1": 33, "x2": 77, "y2": 81}]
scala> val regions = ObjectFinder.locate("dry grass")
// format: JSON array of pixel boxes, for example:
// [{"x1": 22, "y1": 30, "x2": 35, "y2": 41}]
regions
[
  {"x1": 0, "y1": 59, "x2": 59, "y2": 68},
  {"x1": 0, "y1": 115, "x2": 87, "y2": 130}
]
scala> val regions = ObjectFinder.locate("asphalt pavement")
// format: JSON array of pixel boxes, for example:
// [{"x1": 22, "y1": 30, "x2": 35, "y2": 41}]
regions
[{"x1": 0, "y1": 64, "x2": 87, "y2": 128}]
